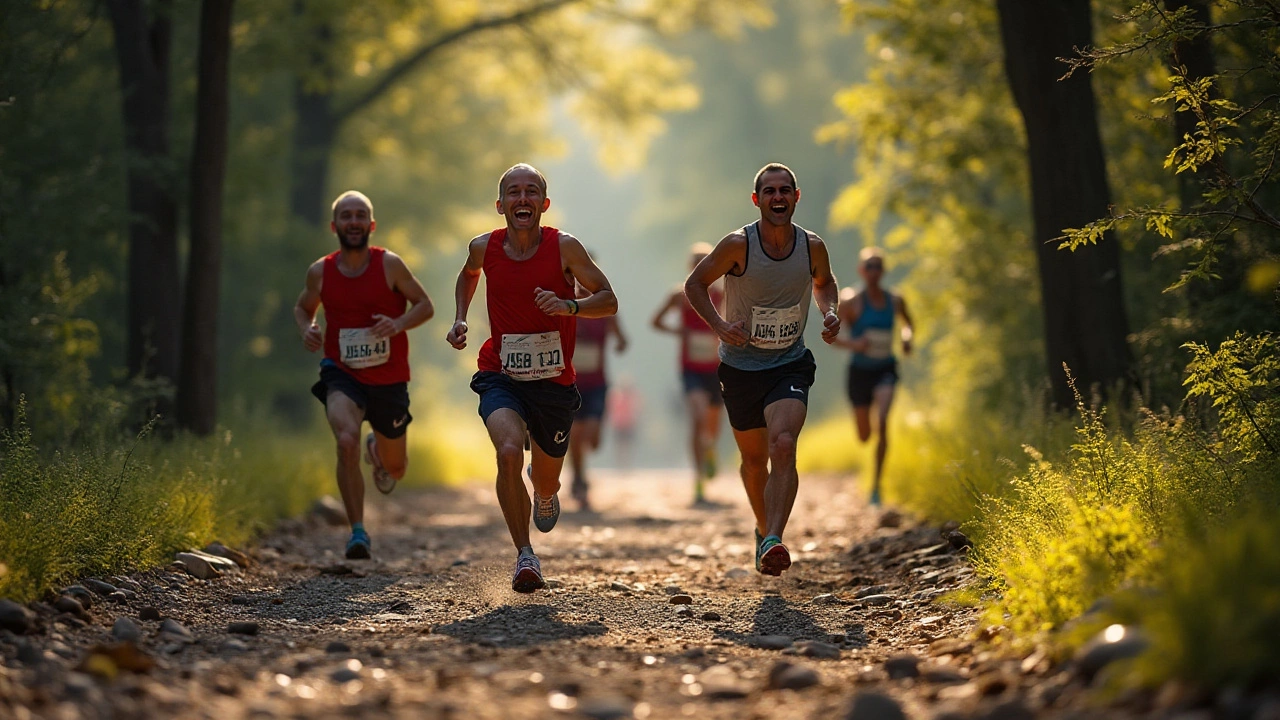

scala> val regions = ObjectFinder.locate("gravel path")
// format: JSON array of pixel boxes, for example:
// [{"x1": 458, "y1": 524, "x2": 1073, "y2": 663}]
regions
[{"x1": 1, "y1": 468, "x2": 1126, "y2": 719}]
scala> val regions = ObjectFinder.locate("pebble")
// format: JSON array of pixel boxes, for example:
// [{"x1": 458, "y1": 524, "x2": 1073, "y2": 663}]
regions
[
  {"x1": 107, "y1": 591, "x2": 129, "y2": 604},
  {"x1": 853, "y1": 585, "x2": 889, "y2": 599},
  {"x1": 795, "y1": 640, "x2": 841, "y2": 660},
  {"x1": 751, "y1": 635, "x2": 794, "y2": 650},
  {"x1": 84, "y1": 579, "x2": 119, "y2": 597},
  {"x1": 845, "y1": 691, "x2": 906, "y2": 720},
  {"x1": 859, "y1": 594, "x2": 895, "y2": 607},
  {"x1": 62, "y1": 585, "x2": 95, "y2": 609},
  {"x1": 683, "y1": 544, "x2": 708, "y2": 558},
  {"x1": 112, "y1": 617, "x2": 143, "y2": 642},
  {"x1": 54, "y1": 595, "x2": 86, "y2": 616},
  {"x1": 331, "y1": 667, "x2": 361, "y2": 683},
  {"x1": 204, "y1": 542, "x2": 252, "y2": 569},
  {"x1": 668, "y1": 594, "x2": 693, "y2": 605},
  {"x1": 768, "y1": 661, "x2": 820, "y2": 690},
  {"x1": 700, "y1": 611, "x2": 721, "y2": 621},
  {"x1": 139, "y1": 607, "x2": 162, "y2": 621},
  {"x1": 662, "y1": 586, "x2": 683, "y2": 595},
  {"x1": 160, "y1": 619, "x2": 194, "y2": 641},
  {"x1": 228, "y1": 622, "x2": 260, "y2": 636},
  {"x1": 675, "y1": 607, "x2": 693, "y2": 618},
  {"x1": 812, "y1": 593, "x2": 838, "y2": 604},
  {"x1": 884, "y1": 654, "x2": 920, "y2": 679},
  {"x1": 0, "y1": 599, "x2": 36, "y2": 634},
  {"x1": 944, "y1": 529, "x2": 973, "y2": 550},
  {"x1": 577, "y1": 697, "x2": 634, "y2": 720},
  {"x1": 220, "y1": 639, "x2": 250, "y2": 653},
  {"x1": 175, "y1": 553, "x2": 220, "y2": 580},
  {"x1": 325, "y1": 641, "x2": 352, "y2": 654},
  {"x1": 609, "y1": 581, "x2": 632, "y2": 592},
  {"x1": 699, "y1": 665, "x2": 749, "y2": 698},
  {"x1": 310, "y1": 495, "x2": 348, "y2": 526}
]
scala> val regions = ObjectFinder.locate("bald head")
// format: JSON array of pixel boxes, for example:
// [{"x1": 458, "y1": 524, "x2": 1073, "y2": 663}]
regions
[
  {"x1": 498, "y1": 163, "x2": 548, "y2": 199},
  {"x1": 331, "y1": 190, "x2": 373, "y2": 220}
]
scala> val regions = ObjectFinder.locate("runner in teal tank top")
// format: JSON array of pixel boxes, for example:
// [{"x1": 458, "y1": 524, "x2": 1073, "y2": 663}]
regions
[{"x1": 834, "y1": 247, "x2": 915, "y2": 507}]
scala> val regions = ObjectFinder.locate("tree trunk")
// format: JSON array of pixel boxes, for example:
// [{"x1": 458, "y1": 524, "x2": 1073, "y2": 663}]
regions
[
  {"x1": 106, "y1": 0, "x2": 181, "y2": 387},
  {"x1": 996, "y1": 0, "x2": 1133, "y2": 408},
  {"x1": 289, "y1": 79, "x2": 337, "y2": 225},
  {"x1": 1166, "y1": 0, "x2": 1216, "y2": 214},
  {"x1": 177, "y1": 0, "x2": 234, "y2": 435}
]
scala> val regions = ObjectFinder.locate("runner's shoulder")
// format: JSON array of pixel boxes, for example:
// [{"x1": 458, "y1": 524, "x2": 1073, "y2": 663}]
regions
[
  {"x1": 556, "y1": 230, "x2": 585, "y2": 252},
  {"x1": 803, "y1": 228, "x2": 827, "y2": 248}
]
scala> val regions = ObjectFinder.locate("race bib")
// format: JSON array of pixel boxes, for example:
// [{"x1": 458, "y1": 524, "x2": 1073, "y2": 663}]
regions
[
  {"x1": 338, "y1": 327, "x2": 390, "y2": 369},
  {"x1": 686, "y1": 331, "x2": 720, "y2": 363},
  {"x1": 575, "y1": 342, "x2": 603, "y2": 374},
  {"x1": 750, "y1": 304, "x2": 804, "y2": 349},
  {"x1": 862, "y1": 328, "x2": 894, "y2": 359},
  {"x1": 500, "y1": 331, "x2": 565, "y2": 381}
]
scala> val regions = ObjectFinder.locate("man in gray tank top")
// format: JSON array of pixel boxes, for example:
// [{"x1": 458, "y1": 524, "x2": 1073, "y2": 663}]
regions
[{"x1": 684, "y1": 163, "x2": 841, "y2": 576}]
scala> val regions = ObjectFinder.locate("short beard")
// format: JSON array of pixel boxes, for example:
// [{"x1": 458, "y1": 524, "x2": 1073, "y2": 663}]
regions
[{"x1": 337, "y1": 229, "x2": 370, "y2": 250}]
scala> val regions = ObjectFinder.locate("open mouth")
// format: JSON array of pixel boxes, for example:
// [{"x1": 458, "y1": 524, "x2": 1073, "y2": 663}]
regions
[
  {"x1": 770, "y1": 203, "x2": 787, "y2": 213},
  {"x1": 514, "y1": 208, "x2": 534, "y2": 221}
]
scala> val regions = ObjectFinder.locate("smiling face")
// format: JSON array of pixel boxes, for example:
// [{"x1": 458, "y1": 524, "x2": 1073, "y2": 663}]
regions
[
  {"x1": 752, "y1": 169, "x2": 800, "y2": 227},
  {"x1": 331, "y1": 194, "x2": 375, "y2": 249},
  {"x1": 496, "y1": 166, "x2": 551, "y2": 231}
]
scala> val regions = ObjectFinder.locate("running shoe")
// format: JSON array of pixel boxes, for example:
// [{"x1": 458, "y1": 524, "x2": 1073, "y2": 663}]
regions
[
  {"x1": 365, "y1": 432, "x2": 397, "y2": 495},
  {"x1": 530, "y1": 464, "x2": 561, "y2": 532},
  {"x1": 869, "y1": 487, "x2": 882, "y2": 507},
  {"x1": 345, "y1": 528, "x2": 372, "y2": 559},
  {"x1": 753, "y1": 528, "x2": 764, "y2": 572},
  {"x1": 571, "y1": 476, "x2": 591, "y2": 512},
  {"x1": 758, "y1": 535, "x2": 791, "y2": 576},
  {"x1": 512, "y1": 550, "x2": 546, "y2": 593}
]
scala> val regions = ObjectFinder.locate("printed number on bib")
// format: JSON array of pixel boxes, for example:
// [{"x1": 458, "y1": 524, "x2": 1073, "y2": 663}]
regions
[
  {"x1": 575, "y1": 343, "x2": 603, "y2": 375},
  {"x1": 861, "y1": 328, "x2": 894, "y2": 359},
  {"x1": 686, "y1": 331, "x2": 720, "y2": 363},
  {"x1": 501, "y1": 331, "x2": 565, "y2": 381},
  {"x1": 338, "y1": 328, "x2": 390, "y2": 369},
  {"x1": 750, "y1": 304, "x2": 804, "y2": 349}
]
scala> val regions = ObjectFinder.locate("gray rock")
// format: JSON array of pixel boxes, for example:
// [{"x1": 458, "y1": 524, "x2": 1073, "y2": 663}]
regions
[
  {"x1": 220, "y1": 639, "x2": 250, "y2": 653},
  {"x1": 795, "y1": 640, "x2": 841, "y2": 659},
  {"x1": 860, "y1": 594, "x2": 895, "y2": 606},
  {"x1": 668, "y1": 594, "x2": 693, "y2": 605},
  {"x1": 159, "y1": 618, "x2": 193, "y2": 641},
  {"x1": 0, "y1": 599, "x2": 36, "y2": 634},
  {"x1": 228, "y1": 622, "x2": 259, "y2": 636},
  {"x1": 311, "y1": 495, "x2": 348, "y2": 526},
  {"x1": 854, "y1": 585, "x2": 890, "y2": 599},
  {"x1": 118, "y1": 589, "x2": 138, "y2": 601},
  {"x1": 331, "y1": 667, "x2": 361, "y2": 683},
  {"x1": 699, "y1": 665, "x2": 749, "y2": 698},
  {"x1": 183, "y1": 550, "x2": 240, "y2": 574},
  {"x1": 62, "y1": 585, "x2": 95, "y2": 608},
  {"x1": 204, "y1": 542, "x2": 251, "y2": 568},
  {"x1": 53, "y1": 595, "x2": 86, "y2": 616},
  {"x1": 83, "y1": 579, "x2": 118, "y2": 597},
  {"x1": 175, "y1": 552, "x2": 220, "y2": 580},
  {"x1": 609, "y1": 581, "x2": 632, "y2": 592},
  {"x1": 812, "y1": 593, "x2": 838, "y2": 604},
  {"x1": 750, "y1": 635, "x2": 794, "y2": 650},
  {"x1": 701, "y1": 611, "x2": 722, "y2": 621},
  {"x1": 578, "y1": 697, "x2": 634, "y2": 720},
  {"x1": 112, "y1": 617, "x2": 142, "y2": 642},
  {"x1": 107, "y1": 591, "x2": 129, "y2": 604},
  {"x1": 1074, "y1": 625, "x2": 1149, "y2": 681},
  {"x1": 885, "y1": 654, "x2": 920, "y2": 679},
  {"x1": 139, "y1": 606, "x2": 162, "y2": 621},
  {"x1": 111, "y1": 577, "x2": 143, "y2": 593},
  {"x1": 325, "y1": 641, "x2": 351, "y2": 654},
  {"x1": 662, "y1": 586, "x2": 682, "y2": 595},
  {"x1": 768, "y1": 661, "x2": 820, "y2": 690},
  {"x1": 675, "y1": 607, "x2": 693, "y2": 618},
  {"x1": 845, "y1": 691, "x2": 906, "y2": 720}
]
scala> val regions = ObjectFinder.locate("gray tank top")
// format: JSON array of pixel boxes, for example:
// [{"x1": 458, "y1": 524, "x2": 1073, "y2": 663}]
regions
[{"x1": 720, "y1": 221, "x2": 812, "y2": 371}]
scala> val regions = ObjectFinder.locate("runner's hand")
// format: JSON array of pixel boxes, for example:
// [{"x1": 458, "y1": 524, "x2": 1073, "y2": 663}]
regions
[
  {"x1": 371, "y1": 313, "x2": 400, "y2": 339},
  {"x1": 902, "y1": 338, "x2": 913, "y2": 356},
  {"x1": 447, "y1": 321, "x2": 468, "y2": 349},
  {"x1": 534, "y1": 287, "x2": 570, "y2": 316},
  {"x1": 821, "y1": 311, "x2": 841, "y2": 344},
  {"x1": 302, "y1": 322, "x2": 323, "y2": 352},
  {"x1": 716, "y1": 319, "x2": 751, "y2": 347}
]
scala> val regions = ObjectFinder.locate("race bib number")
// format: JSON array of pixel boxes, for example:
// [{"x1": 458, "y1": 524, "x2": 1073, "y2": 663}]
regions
[
  {"x1": 686, "y1": 331, "x2": 720, "y2": 363},
  {"x1": 576, "y1": 342, "x2": 603, "y2": 374},
  {"x1": 750, "y1": 304, "x2": 804, "y2": 349},
  {"x1": 338, "y1": 327, "x2": 390, "y2": 369},
  {"x1": 862, "y1": 328, "x2": 894, "y2": 359},
  {"x1": 501, "y1": 331, "x2": 565, "y2": 381}
]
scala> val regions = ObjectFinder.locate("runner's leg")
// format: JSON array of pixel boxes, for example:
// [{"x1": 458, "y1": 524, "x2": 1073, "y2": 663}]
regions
[
  {"x1": 762, "y1": 398, "x2": 807, "y2": 539},
  {"x1": 325, "y1": 392, "x2": 366, "y2": 526},
  {"x1": 486, "y1": 408, "x2": 532, "y2": 550},
  {"x1": 371, "y1": 430, "x2": 408, "y2": 480},
  {"x1": 853, "y1": 404, "x2": 872, "y2": 443},
  {"x1": 528, "y1": 439, "x2": 566, "y2": 500},
  {"x1": 568, "y1": 417, "x2": 597, "y2": 506},
  {"x1": 732, "y1": 427, "x2": 769, "y2": 535},
  {"x1": 871, "y1": 383, "x2": 896, "y2": 496}
]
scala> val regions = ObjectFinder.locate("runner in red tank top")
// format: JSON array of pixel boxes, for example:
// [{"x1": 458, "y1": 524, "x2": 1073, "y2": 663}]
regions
[
  {"x1": 651, "y1": 243, "x2": 726, "y2": 504},
  {"x1": 294, "y1": 191, "x2": 435, "y2": 559},
  {"x1": 568, "y1": 278, "x2": 628, "y2": 511},
  {"x1": 446, "y1": 164, "x2": 618, "y2": 593}
]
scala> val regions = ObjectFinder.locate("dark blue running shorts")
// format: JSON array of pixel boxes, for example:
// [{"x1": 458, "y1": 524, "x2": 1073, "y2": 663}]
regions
[{"x1": 470, "y1": 371, "x2": 581, "y2": 458}]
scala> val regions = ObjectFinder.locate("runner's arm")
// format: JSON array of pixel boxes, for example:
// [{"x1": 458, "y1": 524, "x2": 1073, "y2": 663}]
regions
[
  {"x1": 808, "y1": 235, "x2": 842, "y2": 344},
  {"x1": 537, "y1": 234, "x2": 617, "y2": 319},
  {"x1": 684, "y1": 233, "x2": 749, "y2": 347},
  {"x1": 372, "y1": 252, "x2": 434, "y2": 339},
  {"x1": 610, "y1": 316, "x2": 629, "y2": 353},
  {"x1": 896, "y1": 294, "x2": 915, "y2": 355},
  {"x1": 649, "y1": 291, "x2": 683, "y2": 335},
  {"x1": 294, "y1": 261, "x2": 324, "y2": 352},
  {"x1": 830, "y1": 287, "x2": 867, "y2": 352},
  {"x1": 447, "y1": 235, "x2": 487, "y2": 349}
]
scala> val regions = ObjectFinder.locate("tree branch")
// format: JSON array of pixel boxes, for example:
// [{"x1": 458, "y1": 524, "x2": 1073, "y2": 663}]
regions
[{"x1": 333, "y1": 0, "x2": 582, "y2": 123}]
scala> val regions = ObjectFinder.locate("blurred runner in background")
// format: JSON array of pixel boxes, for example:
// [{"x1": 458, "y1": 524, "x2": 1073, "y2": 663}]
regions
[{"x1": 569, "y1": 284, "x2": 628, "y2": 511}]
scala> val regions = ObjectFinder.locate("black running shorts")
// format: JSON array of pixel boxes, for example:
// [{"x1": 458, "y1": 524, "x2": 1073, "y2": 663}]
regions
[
  {"x1": 311, "y1": 359, "x2": 412, "y2": 439},
  {"x1": 717, "y1": 349, "x2": 817, "y2": 432},
  {"x1": 471, "y1": 371, "x2": 581, "y2": 458},
  {"x1": 847, "y1": 361, "x2": 898, "y2": 407}
]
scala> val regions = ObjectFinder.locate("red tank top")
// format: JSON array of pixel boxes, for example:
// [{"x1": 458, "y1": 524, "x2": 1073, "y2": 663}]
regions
[
  {"x1": 320, "y1": 247, "x2": 410, "y2": 385},
  {"x1": 575, "y1": 317, "x2": 610, "y2": 391},
  {"x1": 477, "y1": 227, "x2": 577, "y2": 386},
  {"x1": 681, "y1": 286, "x2": 722, "y2": 373}
]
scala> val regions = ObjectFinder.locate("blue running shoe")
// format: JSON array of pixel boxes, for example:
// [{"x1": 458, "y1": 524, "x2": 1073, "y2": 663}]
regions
[{"x1": 345, "y1": 528, "x2": 371, "y2": 559}]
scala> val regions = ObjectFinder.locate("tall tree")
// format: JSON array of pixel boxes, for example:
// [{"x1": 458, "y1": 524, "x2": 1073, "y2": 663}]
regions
[
  {"x1": 996, "y1": 0, "x2": 1133, "y2": 407},
  {"x1": 105, "y1": 0, "x2": 181, "y2": 387},
  {"x1": 177, "y1": 0, "x2": 234, "y2": 435}
]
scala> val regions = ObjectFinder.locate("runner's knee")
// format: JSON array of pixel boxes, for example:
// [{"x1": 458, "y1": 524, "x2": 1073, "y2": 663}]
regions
[
  {"x1": 769, "y1": 431, "x2": 797, "y2": 462},
  {"x1": 495, "y1": 440, "x2": 524, "y2": 472},
  {"x1": 335, "y1": 430, "x2": 361, "y2": 458}
]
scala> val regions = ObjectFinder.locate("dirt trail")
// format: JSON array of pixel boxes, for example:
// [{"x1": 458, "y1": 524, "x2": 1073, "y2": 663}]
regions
[{"x1": 0, "y1": 468, "x2": 1105, "y2": 720}]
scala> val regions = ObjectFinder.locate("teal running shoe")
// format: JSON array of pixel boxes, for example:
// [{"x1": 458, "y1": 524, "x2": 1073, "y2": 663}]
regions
[
  {"x1": 758, "y1": 535, "x2": 791, "y2": 576},
  {"x1": 345, "y1": 528, "x2": 371, "y2": 559}
]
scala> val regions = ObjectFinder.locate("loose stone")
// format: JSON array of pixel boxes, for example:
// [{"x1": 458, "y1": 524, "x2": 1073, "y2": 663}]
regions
[
  {"x1": 112, "y1": 617, "x2": 142, "y2": 642},
  {"x1": 228, "y1": 622, "x2": 259, "y2": 636},
  {"x1": 668, "y1": 594, "x2": 693, "y2": 605}
]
